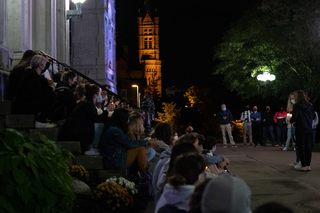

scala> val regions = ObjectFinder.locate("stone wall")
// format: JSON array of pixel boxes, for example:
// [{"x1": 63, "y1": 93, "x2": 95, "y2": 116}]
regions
[{"x1": 71, "y1": 0, "x2": 117, "y2": 93}]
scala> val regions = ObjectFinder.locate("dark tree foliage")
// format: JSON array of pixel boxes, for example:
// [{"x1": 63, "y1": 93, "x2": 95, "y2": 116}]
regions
[{"x1": 215, "y1": 0, "x2": 320, "y2": 102}]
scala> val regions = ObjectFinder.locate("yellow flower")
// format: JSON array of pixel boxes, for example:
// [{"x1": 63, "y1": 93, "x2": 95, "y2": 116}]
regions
[
  {"x1": 112, "y1": 207, "x2": 115, "y2": 211},
  {"x1": 117, "y1": 203, "x2": 120, "y2": 207}
]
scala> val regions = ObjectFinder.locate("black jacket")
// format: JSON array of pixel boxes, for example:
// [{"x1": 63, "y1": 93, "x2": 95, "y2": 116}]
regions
[
  {"x1": 262, "y1": 111, "x2": 274, "y2": 126},
  {"x1": 61, "y1": 100, "x2": 109, "y2": 153},
  {"x1": 290, "y1": 104, "x2": 316, "y2": 134},
  {"x1": 54, "y1": 81, "x2": 77, "y2": 120}
]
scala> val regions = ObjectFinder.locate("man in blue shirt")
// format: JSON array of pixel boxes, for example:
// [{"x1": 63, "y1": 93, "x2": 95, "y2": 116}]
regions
[
  {"x1": 251, "y1": 105, "x2": 263, "y2": 147},
  {"x1": 218, "y1": 104, "x2": 237, "y2": 148}
]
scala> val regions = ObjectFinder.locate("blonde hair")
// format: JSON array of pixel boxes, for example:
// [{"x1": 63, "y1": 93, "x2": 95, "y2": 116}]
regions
[
  {"x1": 29, "y1": 55, "x2": 47, "y2": 69},
  {"x1": 127, "y1": 113, "x2": 145, "y2": 140},
  {"x1": 286, "y1": 92, "x2": 295, "y2": 112}
]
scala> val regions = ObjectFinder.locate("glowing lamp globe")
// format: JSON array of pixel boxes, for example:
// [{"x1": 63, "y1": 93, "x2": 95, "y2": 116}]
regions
[{"x1": 257, "y1": 70, "x2": 276, "y2": 82}]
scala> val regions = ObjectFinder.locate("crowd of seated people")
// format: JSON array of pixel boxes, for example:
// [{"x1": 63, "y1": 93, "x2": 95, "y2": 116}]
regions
[{"x1": 7, "y1": 51, "x2": 297, "y2": 213}]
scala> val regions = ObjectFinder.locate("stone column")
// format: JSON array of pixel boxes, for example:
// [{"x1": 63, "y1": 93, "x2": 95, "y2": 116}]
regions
[
  {"x1": 7, "y1": 0, "x2": 32, "y2": 66},
  {"x1": 71, "y1": 0, "x2": 117, "y2": 93}
]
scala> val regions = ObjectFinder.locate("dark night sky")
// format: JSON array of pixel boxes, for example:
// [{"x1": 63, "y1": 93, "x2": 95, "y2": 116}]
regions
[
  {"x1": 116, "y1": 0, "x2": 261, "y2": 87},
  {"x1": 115, "y1": 0, "x2": 270, "y2": 114}
]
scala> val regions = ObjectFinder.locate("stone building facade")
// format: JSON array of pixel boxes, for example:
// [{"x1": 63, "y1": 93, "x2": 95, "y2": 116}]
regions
[
  {"x1": 0, "y1": 0, "x2": 117, "y2": 95},
  {"x1": 70, "y1": 0, "x2": 117, "y2": 93}
]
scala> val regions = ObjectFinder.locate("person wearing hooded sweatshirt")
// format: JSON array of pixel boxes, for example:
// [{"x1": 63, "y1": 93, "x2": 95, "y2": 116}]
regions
[
  {"x1": 201, "y1": 172, "x2": 252, "y2": 213},
  {"x1": 155, "y1": 153, "x2": 205, "y2": 213},
  {"x1": 153, "y1": 141, "x2": 198, "y2": 205}
]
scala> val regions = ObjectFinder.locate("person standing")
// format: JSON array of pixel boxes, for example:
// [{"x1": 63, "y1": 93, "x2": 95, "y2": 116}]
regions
[
  {"x1": 290, "y1": 90, "x2": 316, "y2": 171},
  {"x1": 251, "y1": 106, "x2": 263, "y2": 147},
  {"x1": 274, "y1": 106, "x2": 287, "y2": 147},
  {"x1": 262, "y1": 106, "x2": 276, "y2": 146},
  {"x1": 218, "y1": 104, "x2": 237, "y2": 148},
  {"x1": 240, "y1": 105, "x2": 252, "y2": 145}
]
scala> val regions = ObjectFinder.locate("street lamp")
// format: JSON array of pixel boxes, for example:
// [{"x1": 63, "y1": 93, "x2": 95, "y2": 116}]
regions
[
  {"x1": 132, "y1": 85, "x2": 140, "y2": 108},
  {"x1": 257, "y1": 70, "x2": 275, "y2": 105},
  {"x1": 67, "y1": 0, "x2": 86, "y2": 20},
  {"x1": 257, "y1": 70, "x2": 276, "y2": 82}
]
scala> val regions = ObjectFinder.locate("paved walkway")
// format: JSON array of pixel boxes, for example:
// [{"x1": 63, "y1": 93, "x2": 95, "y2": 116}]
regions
[{"x1": 146, "y1": 144, "x2": 320, "y2": 213}]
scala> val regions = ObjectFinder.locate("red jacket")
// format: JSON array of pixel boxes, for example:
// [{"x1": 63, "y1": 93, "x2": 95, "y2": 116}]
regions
[{"x1": 273, "y1": 111, "x2": 287, "y2": 123}]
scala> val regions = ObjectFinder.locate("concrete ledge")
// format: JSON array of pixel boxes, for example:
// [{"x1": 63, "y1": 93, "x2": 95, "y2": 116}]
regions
[
  {"x1": 29, "y1": 127, "x2": 60, "y2": 141},
  {"x1": 0, "y1": 101, "x2": 12, "y2": 115},
  {"x1": 56, "y1": 141, "x2": 81, "y2": 155},
  {"x1": 5, "y1": 114, "x2": 34, "y2": 128},
  {"x1": 75, "y1": 155, "x2": 103, "y2": 170},
  {"x1": 99, "y1": 170, "x2": 127, "y2": 181}
]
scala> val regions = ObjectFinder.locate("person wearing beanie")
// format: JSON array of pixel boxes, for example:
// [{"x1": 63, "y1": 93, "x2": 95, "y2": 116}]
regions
[{"x1": 201, "y1": 172, "x2": 251, "y2": 213}]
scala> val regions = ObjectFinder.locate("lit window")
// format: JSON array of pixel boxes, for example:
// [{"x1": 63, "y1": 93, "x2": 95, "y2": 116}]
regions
[{"x1": 148, "y1": 41, "x2": 152, "y2": 48}]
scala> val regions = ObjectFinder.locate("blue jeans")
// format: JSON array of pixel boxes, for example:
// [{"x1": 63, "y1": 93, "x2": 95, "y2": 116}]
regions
[
  {"x1": 263, "y1": 125, "x2": 275, "y2": 145},
  {"x1": 92, "y1": 122, "x2": 105, "y2": 148},
  {"x1": 146, "y1": 148, "x2": 156, "y2": 162},
  {"x1": 285, "y1": 127, "x2": 292, "y2": 147},
  {"x1": 275, "y1": 125, "x2": 287, "y2": 145}
]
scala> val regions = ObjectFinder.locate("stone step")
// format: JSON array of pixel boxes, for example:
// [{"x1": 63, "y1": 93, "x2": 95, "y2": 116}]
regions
[
  {"x1": 0, "y1": 100, "x2": 12, "y2": 115},
  {"x1": 56, "y1": 141, "x2": 81, "y2": 156},
  {"x1": 29, "y1": 127, "x2": 60, "y2": 141},
  {"x1": 5, "y1": 114, "x2": 35, "y2": 128},
  {"x1": 75, "y1": 155, "x2": 103, "y2": 170}
]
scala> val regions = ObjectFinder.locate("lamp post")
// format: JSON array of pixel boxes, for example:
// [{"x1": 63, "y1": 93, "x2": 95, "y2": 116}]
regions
[
  {"x1": 132, "y1": 85, "x2": 139, "y2": 108},
  {"x1": 67, "y1": 0, "x2": 86, "y2": 20},
  {"x1": 257, "y1": 70, "x2": 276, "y2": 105}
]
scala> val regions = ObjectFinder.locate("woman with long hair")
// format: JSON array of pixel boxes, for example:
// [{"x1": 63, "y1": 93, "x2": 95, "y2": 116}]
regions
[
  {"x1": 61, "y1": 83, "x2": 108, "y2": 154},
  {"x1": 7, "y1": 50, "x2": 37, "y2": 100},
  {"x1": 100, "y1": 108, "x2": 161, "y2": 179},
  {"x1": 290, "y1": 90, "x2": 316, "y2": 171},
  {"x1": 155, "y1": 153, "x2": 206, "y2": 213},
  {"x1": 14, "y1": 55, "x2": 57, "y2": 128}
]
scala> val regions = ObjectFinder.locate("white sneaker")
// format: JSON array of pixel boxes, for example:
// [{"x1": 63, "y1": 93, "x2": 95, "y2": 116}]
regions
[
  {"x1": 35, "y1": 121, "x2": 57, "y2": 128},
  {"x1": 84, "y1": 148, "x2": 100, "y2": 156},
  {"x1": 294, "y1": 162, "x2": 302, "y2": 169},
  {"x1": 283, "y1": 147, "x2": 288, "y2": 151},
  {"x1": 289, "y1": 162, "x2": 298, "y2": 166}
]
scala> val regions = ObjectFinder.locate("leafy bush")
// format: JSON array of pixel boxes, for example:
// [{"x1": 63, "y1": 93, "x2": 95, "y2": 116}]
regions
[{"x1": 0, "y1": 128, "x2": 75, "y2": 213}]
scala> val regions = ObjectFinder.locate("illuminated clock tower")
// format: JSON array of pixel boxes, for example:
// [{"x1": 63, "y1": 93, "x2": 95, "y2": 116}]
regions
[{"x1": 137, "y1": 10, "x2": 162, "y2": 96}]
